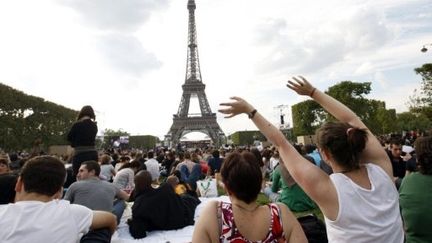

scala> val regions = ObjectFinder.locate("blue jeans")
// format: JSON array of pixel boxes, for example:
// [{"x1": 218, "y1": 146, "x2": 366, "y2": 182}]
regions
[
  {"x1": 180, "y1": 164, "x2": 202, "y2": 191},
  {"x1": 263, "y1": 186, "x2": 280, "y2": 202},
  {"x1": 112, "y1": 199, "x2": 126, "y2": 224}
]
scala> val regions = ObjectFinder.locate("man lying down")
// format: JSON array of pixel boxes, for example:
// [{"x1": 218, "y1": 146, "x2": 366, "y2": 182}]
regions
[{"x1": 127, "y1": 170, "x2": 201, "y2": 239}]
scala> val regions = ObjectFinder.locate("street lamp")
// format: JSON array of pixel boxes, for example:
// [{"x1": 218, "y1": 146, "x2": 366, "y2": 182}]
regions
[{"x1": 421, "y1": 43, "x2": 432, "y2": 53}]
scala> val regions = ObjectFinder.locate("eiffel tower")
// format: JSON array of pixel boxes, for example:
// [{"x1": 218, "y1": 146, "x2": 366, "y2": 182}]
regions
[{"x1": 165, "y1": 0, "x2": 224, "y2": 148}]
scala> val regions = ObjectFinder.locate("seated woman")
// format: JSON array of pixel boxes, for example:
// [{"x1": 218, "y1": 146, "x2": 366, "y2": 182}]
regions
[
  {"x1": 265, "y1": 158, "x2": 317, "y2": 212},
  {"x1": 399, "y1": 136, "x2": 432, "y2": 242},
  {"x1": 113, "y1": 160, "x2": 140, "y2": 193},
  {"x1": 192, "y1": 151, "x2": 307, "y2": 242},
  {"x1": 218, "y1": 76, "x2": 404, "y2": 242},
  {"x1": 128, "y1": 171, "x2": 200, "y2": 239}
]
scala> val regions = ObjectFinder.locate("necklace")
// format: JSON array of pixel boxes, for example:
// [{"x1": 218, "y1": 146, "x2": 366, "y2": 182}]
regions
[{"x1": 232, "y1": 203, "x2": 260, "y2": 213}]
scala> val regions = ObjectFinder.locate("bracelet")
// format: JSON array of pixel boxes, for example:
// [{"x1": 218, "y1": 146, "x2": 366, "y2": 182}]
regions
[
  {"x1": 248, "y1": 109, "x2": 257, "y2": 119},
  {"x1": 310, "y1": 88, "x2": 316, "y2": 97}
]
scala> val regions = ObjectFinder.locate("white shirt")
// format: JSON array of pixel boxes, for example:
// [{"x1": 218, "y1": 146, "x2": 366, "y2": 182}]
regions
[
  {"x1": 145, "y1": 158, "x2": 160, "y2": 181},
  {"x1": 325, "y1": 163, "x2": 404, "y2": 243},
  {"x1": 0, "y1": 199, "x2": 93, "y2": 243},
  {"x1": 113, "y1": 167, "x2": 135, "y2": 191}
]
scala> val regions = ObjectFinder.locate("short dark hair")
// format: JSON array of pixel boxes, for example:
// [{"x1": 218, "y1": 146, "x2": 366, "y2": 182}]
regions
[
  {"x1": 317, "y1": 122, "x2": 367, "y2": 172},
  {"x1": 78, "y1": 105, "x2": 95, "y2": 120},
  {"x1": 82, "y1": 160, "x2": 101, "y2": 176},
  {"x1": 221, "y1": 151, "x2": 262, "y2": 204},
  {"x1": 389, "y1": 138, "x2": 402, "y2": 147},
  {"x1": 20, "y1": 156, "x2": 66, "y2": 196},
  {"x1": 414, "y1": 136, "x2": 432, "y2": 175},
  {"x1": 147, "y1": 151, "x2": 154, "y2": 159},
  {"x1": 212, "y1": 150, "x2": 220, "y2": 159}
]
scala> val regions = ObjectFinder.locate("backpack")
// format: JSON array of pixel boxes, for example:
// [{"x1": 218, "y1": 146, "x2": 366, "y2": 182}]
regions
[{"x1": 297, "y1": 214, "x2": 328, "y2": 243}]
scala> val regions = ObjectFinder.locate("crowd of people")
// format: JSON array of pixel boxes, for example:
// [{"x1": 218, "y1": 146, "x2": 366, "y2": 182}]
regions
[{"x1": 0, "y1": 77, "x2": 431, "y2": 243}]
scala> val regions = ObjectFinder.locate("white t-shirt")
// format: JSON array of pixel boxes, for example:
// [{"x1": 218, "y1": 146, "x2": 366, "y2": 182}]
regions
[
  {"x1": 0, "y1": 199, "x2": 93, "y2": 243},
  {"x1": 145, "y1": 158, "x2": 160, "y2": 181},
  {"x1": 325, "y1": 163, "x2": 404, "y2": 243}
]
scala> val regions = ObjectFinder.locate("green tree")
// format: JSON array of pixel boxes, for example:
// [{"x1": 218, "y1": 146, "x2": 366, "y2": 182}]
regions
[
  {"x1": 291, "y1": 100, "x2": 323, "y2": 136},
  {"x1": 397, "y1": 112, "x2": 431, "y2": 133},
  {"x1": 291, "y1": 81, "x2": 395, "y2": 136},
  {"x1": 409, "y1": 63, "x2": 432, "y2": 121},
  {"x1": 0, "y1": 83, "x2": 77, "y2": 152}
]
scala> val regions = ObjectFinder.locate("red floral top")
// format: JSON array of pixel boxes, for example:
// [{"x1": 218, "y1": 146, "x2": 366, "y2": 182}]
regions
[{"x1": 218, "y1": 201, "x2": 286, "y2": 243}]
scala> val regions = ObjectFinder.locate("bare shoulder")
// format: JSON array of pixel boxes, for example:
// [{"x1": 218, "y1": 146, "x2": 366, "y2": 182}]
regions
[
  {"x1": 192, "y1": 200, "x2": 220, "y2": 243},
  {"x1": 275, "y1": 203, "x2": 308, "y2": 242}
]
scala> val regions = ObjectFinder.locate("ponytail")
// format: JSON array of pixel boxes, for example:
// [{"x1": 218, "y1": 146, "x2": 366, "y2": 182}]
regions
[{"x1": 317, "y1": 122, "x2": 367, "y2": 171}]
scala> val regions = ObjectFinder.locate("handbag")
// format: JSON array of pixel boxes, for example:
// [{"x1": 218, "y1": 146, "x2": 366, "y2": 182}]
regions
[{"x1": 197, "y1": 177, "x2": 218, "y2": 197}]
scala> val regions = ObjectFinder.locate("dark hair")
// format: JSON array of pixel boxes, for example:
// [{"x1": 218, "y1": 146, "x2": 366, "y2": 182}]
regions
[
  {"x1": 119, "y1": 160, "x2": 141, "y2": 172},
  {"x1": 250, "y1": 148, "x2": 264, "y2": 167},
  {"x1": 20, "y1": 156, "x2": 66, "y2": 196},
  {"x1": 82, "y1": 160, "x2": 101, "y2": 176},
  {"x1": 221, "y1": 151, "x2": 262, "y2": 204},
  {"x1": 262, "y1": 149, "x2": 273, "y2": 161},
  {"x1": 304, "y1": 144, "x2": 316, "y2": 154},
  {"x1": 0, "y1": 174, "x2": 17, "y2": 204},
  {"x1": 389, "y1": 138, "x2": 402, "y2": 147},
  {"x1": 134, "y1": 170, "x2": 153, "y2": 193},
  {"x1": 78, "y1": 105, "x2": 96, "y2": 120},
  {"x1": 212, "y1": 150, "x2": 220, "y2": 159},
  {"x1": 147, "y1": 151, "x2": 154, "y2": 159},
  {"x1": 414, "y1": 136, "x2": 432, "y2": 175},
  {"x1": 184, "y1": 151, "x2": 191, "y2": 160},
  {"x1": 316, "y1": 122, "x2": 367, "y2": 172}
]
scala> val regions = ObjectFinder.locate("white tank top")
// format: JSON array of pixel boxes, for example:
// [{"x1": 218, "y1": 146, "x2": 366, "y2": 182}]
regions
[{"x1": 325, "y1": 163, "x2": 404, "y2": 243}]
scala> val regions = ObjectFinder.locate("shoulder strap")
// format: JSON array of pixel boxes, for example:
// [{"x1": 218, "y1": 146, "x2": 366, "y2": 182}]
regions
[
  {"x1": 217, "y1": 201, "x2": 223, "y2": 238},
  {"x1": 270, "y1": 203, "x2": 285, "y2": 238}
]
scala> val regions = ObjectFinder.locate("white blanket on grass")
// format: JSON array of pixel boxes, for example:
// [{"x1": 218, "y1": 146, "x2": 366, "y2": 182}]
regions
[{"x1": 111, "y1": 196, "x2": 231, "y2": 243}]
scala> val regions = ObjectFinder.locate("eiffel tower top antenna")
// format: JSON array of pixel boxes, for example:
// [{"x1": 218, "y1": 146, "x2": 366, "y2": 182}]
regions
[{"x1": 186, "y1": 0, "x2": 202, "y2": 84}]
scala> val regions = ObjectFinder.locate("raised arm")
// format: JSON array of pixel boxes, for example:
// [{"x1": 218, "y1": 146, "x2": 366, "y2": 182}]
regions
[
  {"x1": 219, "y1": 97, "x2": 335, "y2": 214},
  {"x1": 286, "y1": 76, "x2": 392, "y2": 178}
]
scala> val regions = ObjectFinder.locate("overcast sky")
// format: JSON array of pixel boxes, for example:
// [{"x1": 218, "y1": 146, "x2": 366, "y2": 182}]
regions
[{"x1": 0, "y1": 0, "x2": 431, "y2": 140}]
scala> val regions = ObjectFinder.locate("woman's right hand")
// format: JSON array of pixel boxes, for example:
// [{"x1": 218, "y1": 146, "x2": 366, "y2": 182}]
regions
[
  {"x1": 218, "y1": 96, "x2": 255, "y2": 118},
  {"x1": 286, "y1": 76, "x2": 316, "y2": 97}
]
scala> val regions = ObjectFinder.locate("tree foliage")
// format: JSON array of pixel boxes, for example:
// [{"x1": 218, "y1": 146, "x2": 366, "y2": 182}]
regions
[
  {"x1": 230, "y1": 131, "x2": 265, "y2": 145},
  {"x1": 397, "y1": 112, "x2": 432, "y2": 133},
  {"x1": 0, "y1": 83, "x2": 77, "y2": 152},
  {"x1": 291, "y1": 81, "x2": 396, "y2": 136},
  {"x1": 291, "y1": 100, "x2": 323, "y2": 136},
  {"x1": 409, "y1": 63, "x2": 432, "y2": 121}
]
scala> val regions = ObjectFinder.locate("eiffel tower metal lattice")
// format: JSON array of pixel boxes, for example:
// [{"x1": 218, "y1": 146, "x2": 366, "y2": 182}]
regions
[{"x1": 165, "y1": 0, "x2": 224, "y2": 148}]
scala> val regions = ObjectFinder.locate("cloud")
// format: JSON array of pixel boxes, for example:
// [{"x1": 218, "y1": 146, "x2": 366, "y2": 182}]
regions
[
  {"x1": 252, "y1": 6, "x2": 394, "y2": 77},
  {"x1": 96, "y1": 34, "x2": 162, "y2": 77},
  {"x1": 61, "y1": 0, "x2": 169, "y2": 32}
]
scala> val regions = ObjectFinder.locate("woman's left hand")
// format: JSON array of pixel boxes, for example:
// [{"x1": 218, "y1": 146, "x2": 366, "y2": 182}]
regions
[{"x1": 218, "y1": 96, "x2": 255, "y2": 118}]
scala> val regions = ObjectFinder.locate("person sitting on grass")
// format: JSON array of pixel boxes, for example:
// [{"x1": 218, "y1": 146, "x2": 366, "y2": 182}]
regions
[
  {"x1": 128, "y1": 171, "x2": 200, "y2": 239},
  {"x1": 399, "y1": 135, "x2": 432, "y2": 243},
  {"x1": 0, "y1": 155, "x2": 116, "y2": 243},
  {"x1": 264, "y1": 157, "x2": 317, "y2": 212},
  {"x1": 192, "y1": 151, "x2": 307, "y2": 242},
  {"x1": 218, "y1": 76, "x2": 403, "y2": 242}
]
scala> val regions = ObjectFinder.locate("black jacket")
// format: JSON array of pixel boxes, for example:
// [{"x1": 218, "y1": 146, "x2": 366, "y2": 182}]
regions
[{"x1": 128, "y1": 183, "x2": 200, "y2": 239}]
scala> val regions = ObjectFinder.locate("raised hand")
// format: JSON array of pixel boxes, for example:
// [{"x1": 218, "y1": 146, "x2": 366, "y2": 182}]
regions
[
  {"x1": 286, "y1": 76, "x2": 316, "y2": 96},
  {"x1": 218, "y1": 96, "x2": 255, "y2": 118}
]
